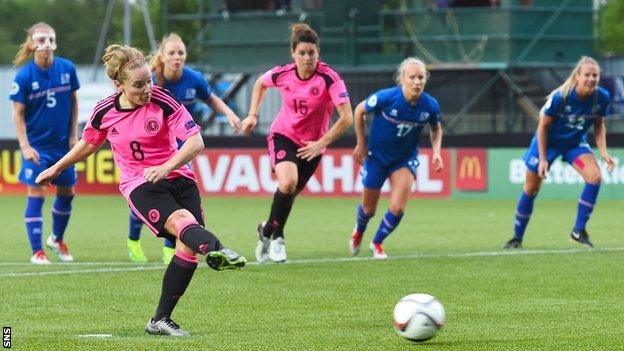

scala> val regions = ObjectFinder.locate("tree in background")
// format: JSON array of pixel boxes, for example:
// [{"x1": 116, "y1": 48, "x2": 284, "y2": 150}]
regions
[
  {"x1": 599, "y1": 0, "x2": 624, "y2": 55},
  {"x1": 0, "y1": 0, "x2": 206, "y2": 64}
]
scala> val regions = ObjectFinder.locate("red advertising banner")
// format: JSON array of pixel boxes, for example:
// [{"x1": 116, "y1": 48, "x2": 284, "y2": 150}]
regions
[
  {"x1": 194, "y1": 148, "x2": 451, "y2": 197},
  {"x1": 0, "y1": 147, "x2": 451, "y2": 197},
  {"x1": 454, "y1": 148, "x2": 487, "y2": 191}
]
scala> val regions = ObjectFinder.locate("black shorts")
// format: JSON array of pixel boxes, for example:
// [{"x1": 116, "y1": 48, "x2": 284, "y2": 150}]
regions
[
  {"x1": 128, "y1": 177, "x2": 205, "y2": 242},
  {"x1": 268, "y1": 133, "x2": 321, "y2": 191}
]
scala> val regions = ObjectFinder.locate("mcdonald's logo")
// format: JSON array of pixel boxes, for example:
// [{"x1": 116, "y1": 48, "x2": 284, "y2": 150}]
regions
[
  {"x1": 459, "y1": 156, "x2": 481, "y2": 180},
  {"x1": 455, "y1": 149, "x2": 487, "y2": 191}
]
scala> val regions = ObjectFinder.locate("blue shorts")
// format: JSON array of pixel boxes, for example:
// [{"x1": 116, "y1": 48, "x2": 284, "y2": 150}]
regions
[
  {"x1": 523, "y1": 137, "x2": 592, "y2": 173},
  {"x1": 361, "y1": 155, "x2": 419, "y2": 189},
  {"x1": 19, "y1": 149, "x2": 76, "y2": 187}
]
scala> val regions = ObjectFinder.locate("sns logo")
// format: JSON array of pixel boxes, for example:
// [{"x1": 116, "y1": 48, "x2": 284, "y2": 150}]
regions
[{"x1": 3, "y1": 326, "x2": 11, "y2": 349}]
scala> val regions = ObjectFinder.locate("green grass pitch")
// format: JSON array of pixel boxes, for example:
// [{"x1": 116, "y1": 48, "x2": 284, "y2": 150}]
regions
[{"x1": 1, "y1": 195, "x2": 623, "y2": 350}]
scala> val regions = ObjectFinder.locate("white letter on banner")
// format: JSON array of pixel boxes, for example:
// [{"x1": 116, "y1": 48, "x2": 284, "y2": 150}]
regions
[
  {"x1": 509, "y1": 159, "x2": 526, "y2": 184},
  {"x1": 225, "y1": 155, "x2": 259, "y2": 192},
  {"x1": 195, "y1": 154, "x2": 230, "y2": 192},
  {"x1": 415, "y1": 154, "x2": 441, "y2": 193},
  {"x1": 322, "y1": 155, "x2": 354, "y2": 193},
  {"x1": 259, "y1": 155, "x2": 278, "y2": 192}
]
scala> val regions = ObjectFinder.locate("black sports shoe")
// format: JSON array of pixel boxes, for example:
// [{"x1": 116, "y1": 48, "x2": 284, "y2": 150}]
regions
[
  {"x1": 502, "y1": 238, "x2": 522, "y2": 249},
  {"x1": 570, "y1": 229, "x2": 594, "y2": 248},
  {"x1": 206, "y1": 248, "x2": 247, "y2": 271}
]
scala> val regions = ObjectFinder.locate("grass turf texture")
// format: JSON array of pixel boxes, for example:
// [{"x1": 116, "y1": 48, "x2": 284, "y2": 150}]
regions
[{"x1": 1, "y1": 195, "x2": 623, "y2": 350}]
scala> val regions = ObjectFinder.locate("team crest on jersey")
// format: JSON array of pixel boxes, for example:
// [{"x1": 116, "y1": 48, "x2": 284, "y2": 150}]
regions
[
  {"x1": 310, "y1": 86, "x2": 320, "y2": 96},
  {"x1": 276, "y1": 150, "x2": 286, "y2": 160},
  {"x1": 31, "y1": 81, "x2": 40, "y2": 90},
  {"x1": 367, "y1": 95, "x2": 378, "y2": 108},
  {"x1": 145, "y1": 117, "x2": 161, "y2": 134},
  {"x1": 9, "y1": 82, "x2": 19, "y2": 95},
  {"x1": 185, "y1": 88, "x2": 196, "y2": 100},
  {"x1": 419, "y1": 112, "x2": 430, "y2": 121},
  {"x1": 564, "y1": 105, "x2": 572, "y2": 113},
  {"x1": 390, "y1": 109, "x2": 398, "y2": 117},
  {"x1": 148, "y1": 209, "x2": 160, "y2": 223},
  {"x1": 60, "y1": 73, "x2": 70, "y2": 85}
]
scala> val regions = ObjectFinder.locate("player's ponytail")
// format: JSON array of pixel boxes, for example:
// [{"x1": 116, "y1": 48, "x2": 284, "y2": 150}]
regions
[
  {"x1": 13, "y1": 22, "x2": 55, "y2": 67},
  {"x1": 150, "y1": 33, "x2": 184, "y2": 86},
  {"x1": 290, "y1": 23, "x2": 319, "y2": 51},
  {"x1": 547, "y1": 55, "x2": 600, "y2": 101},
  {"x1": 102, "y1": 44, "x2": 146, "y2": 83},
  {"x1": 395, "y1": 57, "x2": 429, "y2": 85}
]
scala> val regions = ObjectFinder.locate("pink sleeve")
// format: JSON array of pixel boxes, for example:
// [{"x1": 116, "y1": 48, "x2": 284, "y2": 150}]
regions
[
  {"x1": 262, "y1": 67, "x2": 279, "y2": 87},
  {"x1": 167, "y1": 106, "x2": 201, "y2": 141},
  {"x1": 328, "y1": 78, "x2": 350, "y2": 106},
  {"x1": 82, "y1": 119, "x2": 108, "y2": 145}
]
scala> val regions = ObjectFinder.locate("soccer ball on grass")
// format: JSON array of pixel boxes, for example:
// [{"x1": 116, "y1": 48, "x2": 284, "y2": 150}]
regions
[{"x1": 392, "y1": 293, "x2": 445, "y2": 342}]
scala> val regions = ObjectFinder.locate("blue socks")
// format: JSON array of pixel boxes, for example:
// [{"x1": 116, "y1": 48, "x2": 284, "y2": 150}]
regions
[
  {"x1": 52, "y1": 195, "x2": 73, "y2": 241},
  {"x1": 129, "y1": 210, "x2": 143, "y2": 241},
  {"x1": 25, "y1": 196, "x2": 45, "y2": 253},
  {"x1": 130, "y1": 210, "x2": 175, "y2": 248},
  {"x1": 355, "y1": 204, "x2": 374, "y2": 233},
  {"x1": 372, "y1": 210, "x2": 404, "y2": 244},
  {"x1": 513, "y1": 192, "x2": 536, "y2": 241},
  {"x1": 574, "y1": 182, "x2": 600, "y2": 231}
]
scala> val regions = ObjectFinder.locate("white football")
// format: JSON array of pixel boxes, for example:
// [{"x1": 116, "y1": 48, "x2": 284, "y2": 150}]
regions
[{"x1": 393, "y1": 293, "x2": 445, "y2": 342}]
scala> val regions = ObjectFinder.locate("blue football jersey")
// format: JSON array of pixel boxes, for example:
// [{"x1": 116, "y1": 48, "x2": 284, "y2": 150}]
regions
[
  {"x1": 540, "y1": 86, "x2": 611, "y2": 147},
  {"x1": 155, "y1": 66, "x2": 211, "y2": 113},
  {"x1": 364, "y1": 87, "x2": 442, "y2": 164},
  {"x1": 9, "y1": 57, "x2": 80, "y2": 151}
]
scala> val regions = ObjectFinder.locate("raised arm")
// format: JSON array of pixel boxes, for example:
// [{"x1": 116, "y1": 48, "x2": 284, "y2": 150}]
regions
[
  {"x1": 240, "y1": 76, "x2": 268, "y2": 136},
  {"x1": 296, "y1": 101, "x2": 354, "y2": 161}
]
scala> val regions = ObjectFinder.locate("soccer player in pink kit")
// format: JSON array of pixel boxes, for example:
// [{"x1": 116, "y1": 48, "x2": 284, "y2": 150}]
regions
[
  {"x1": 241, "y1": 23, "x2": 353, "y2": 263},
  {"x1": 36, "y1": 44, "x2": 246, "y2": 336}
]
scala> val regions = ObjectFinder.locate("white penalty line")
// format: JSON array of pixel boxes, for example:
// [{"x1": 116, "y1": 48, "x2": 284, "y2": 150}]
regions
[
  {"x1": 2, "y1": 246, "x2": 624, "y2": 277},
  {"x1": 78, "y1": 334, "x2": 113, "y2": 338}
]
